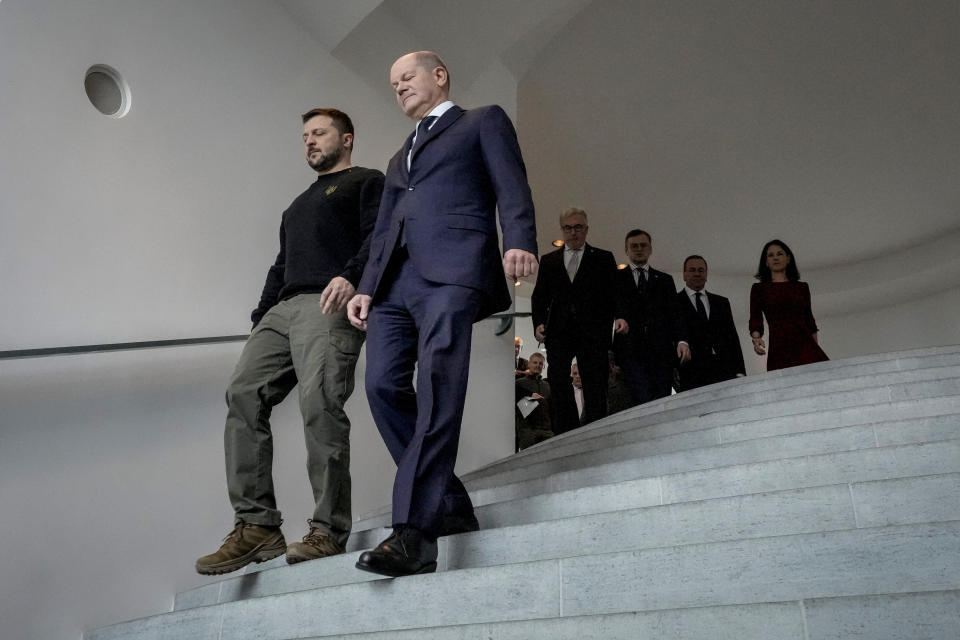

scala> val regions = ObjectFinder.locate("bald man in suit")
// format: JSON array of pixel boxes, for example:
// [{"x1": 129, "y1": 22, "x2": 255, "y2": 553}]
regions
[{"x1": 348, "y1": 51, "x2": 538, "y2": 577}]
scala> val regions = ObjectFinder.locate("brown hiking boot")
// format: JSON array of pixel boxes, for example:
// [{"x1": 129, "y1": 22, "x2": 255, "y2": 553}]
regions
[
  {"x1": 285, "y1": 523, "x2": 345, "y2": 565},
  {"x1": 195, "y1": 522, "x2": 286, "y2": 575}
]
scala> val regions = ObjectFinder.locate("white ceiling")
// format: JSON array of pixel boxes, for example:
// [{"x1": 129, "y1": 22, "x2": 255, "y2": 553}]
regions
[{"x1": 281, "y1": 0, "x2": 960, "y2": 277}]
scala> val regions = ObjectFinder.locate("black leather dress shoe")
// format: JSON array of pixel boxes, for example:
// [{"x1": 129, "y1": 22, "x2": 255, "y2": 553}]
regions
[
  {"x1": 438, "y1": 511, "x2": 480, "y2": 537},
  {"x1": 355, "y1": 526, "x2": 438, "y2": 577}
]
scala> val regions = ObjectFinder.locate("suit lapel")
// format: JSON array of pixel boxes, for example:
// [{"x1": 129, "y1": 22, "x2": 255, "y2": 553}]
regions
[
  {"x1": 399, "y1": 130, "x2": 416, "y2": 179},
  {"x1": 409, "y1": 105, "x2": 465, "y2": 167}
]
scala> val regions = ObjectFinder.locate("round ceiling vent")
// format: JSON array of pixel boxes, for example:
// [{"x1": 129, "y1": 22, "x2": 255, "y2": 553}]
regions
[{"x1": 84, "y1": 64, "x2": 131, "y2": 118}]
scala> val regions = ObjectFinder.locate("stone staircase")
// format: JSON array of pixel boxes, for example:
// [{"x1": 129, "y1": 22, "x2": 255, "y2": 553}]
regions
[{"x1": 86, "y1": 346, "x2": 960, "y2": 639}]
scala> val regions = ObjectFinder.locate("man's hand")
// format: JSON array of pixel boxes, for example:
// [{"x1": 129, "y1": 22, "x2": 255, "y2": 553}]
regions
[
  {"x1": 503, "y1": 249, "x2": 538, "y2": 280},
  {"x1": 347, "y1": 294, "x2": 371, "y2": 331},
  {"x1": 319, "y1": 277, "x2": 356, "y2": 314},
  {"x1": 530, "y1": 393, "x2": 544, "y2": 401},
  {"x1": 534, "y1": 323, "x2": 546, "y2": 342},
  {"x1": 677, "y1": 342, "x2": 692, "y2": 364},
  {"x1": 614, "y1": 318, "x2": 629, "y2": 334},
  {"x1": 752, "y1": 336, "x2": 766, "y2": 355}
]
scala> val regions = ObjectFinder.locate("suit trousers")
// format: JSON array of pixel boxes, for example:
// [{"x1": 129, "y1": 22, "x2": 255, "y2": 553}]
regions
[
  {"x1": 364, "y1": 255, "x2": 482, "y2": 536},
  {"x1": 224, "y1": 294, "x2": 364, "y2": 546},
  {"x1": 677, "y1": 353, "x2": 731, "y2": 391},
  {"x1": 619, "y1": 351, "x2": 674, "y2": 406}
]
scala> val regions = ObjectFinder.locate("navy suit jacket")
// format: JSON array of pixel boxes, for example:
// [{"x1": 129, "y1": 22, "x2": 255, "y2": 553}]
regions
[
  {"x1": 614, "y1": 266, "x2": 688, "y2": 365},
  {"x1": 358, "y1": 104, "x2": 538, "y2": 320},
  {"x1": 676, "y1": 290, "x2": 745, "y2": 387}
]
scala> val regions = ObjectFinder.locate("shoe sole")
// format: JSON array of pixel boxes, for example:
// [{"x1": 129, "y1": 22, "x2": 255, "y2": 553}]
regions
[
  {"x1": 195, "y1": 534, "x2": 286, "y2": 575},
  {"x1": 354, "y1": 559, "x2": 437, "y2": 578}
]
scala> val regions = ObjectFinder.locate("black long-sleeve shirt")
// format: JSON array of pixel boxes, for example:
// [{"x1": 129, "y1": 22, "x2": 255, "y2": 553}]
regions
[{"x1": 252, "y1": 166, "x2": 384, "y2": 326}]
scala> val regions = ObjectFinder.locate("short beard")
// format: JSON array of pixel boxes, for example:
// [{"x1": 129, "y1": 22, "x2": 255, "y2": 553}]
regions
[{"x1": 308, "y1": 145, "x2": 343, "y2": 173}]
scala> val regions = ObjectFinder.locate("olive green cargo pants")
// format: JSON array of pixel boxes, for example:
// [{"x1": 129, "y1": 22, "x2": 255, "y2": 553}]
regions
[{"x1": 224, "y1": 294, "x2": 364, "y2": 547}]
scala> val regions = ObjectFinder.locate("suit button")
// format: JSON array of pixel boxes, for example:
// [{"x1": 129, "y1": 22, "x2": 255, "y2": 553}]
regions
[{"x1": 407, "y1": 185, "x2": 415, "y2": 191}]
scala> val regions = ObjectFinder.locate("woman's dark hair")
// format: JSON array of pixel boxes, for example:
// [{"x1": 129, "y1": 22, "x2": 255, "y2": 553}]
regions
[{"x1": 755, "y1": 239, "x2": 801, "y2": 282}]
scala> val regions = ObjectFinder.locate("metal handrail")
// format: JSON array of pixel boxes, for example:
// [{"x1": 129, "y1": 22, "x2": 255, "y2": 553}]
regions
[{"x1": 0, "y1": 312, "x2": 533, "y2": 360}]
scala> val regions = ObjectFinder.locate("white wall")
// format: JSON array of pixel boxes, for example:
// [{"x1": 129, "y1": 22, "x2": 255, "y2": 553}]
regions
[
  {"x1": 0, "y1": 1, "x2": 514, "y2": 639},
  {"x1": 0, "y1": 0, "x2": 405, "y2": 350}
]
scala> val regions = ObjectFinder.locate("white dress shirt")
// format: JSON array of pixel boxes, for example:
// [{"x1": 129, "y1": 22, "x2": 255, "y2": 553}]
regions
[
  {"x1": 630, "y1": 262, "x2": 649, "y2": 286},
  {"x1": 563, "y1": 246, "x2": 584, "y2": 269}
]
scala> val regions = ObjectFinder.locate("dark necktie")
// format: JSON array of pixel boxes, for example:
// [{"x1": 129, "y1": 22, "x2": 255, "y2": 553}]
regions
[
  {"x1": 414, "y1": 115, "x2": 438, "y2": 150},
  {"x1": 695, "y1": 291, "x2": 708, "y2": 321},
  {"x1": 635, "y1": 267, "x2": 647, "y2": 293}
]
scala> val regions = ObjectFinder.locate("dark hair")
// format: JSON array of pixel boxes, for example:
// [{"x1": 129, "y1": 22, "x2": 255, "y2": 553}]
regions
[
  {"x1": 528, "y1": 352, "x2": 545, "y2": 363},
  {"x1": 300, "y1": 108, "x2": 354, "y2": 136},
  {"x1": 755, "y1": 239, "x2": 801, "y2": 282},
  {"x1": 683, "y1": 255, "x2": 708, "y2": 270},
  {"x1": 624, "y1": 229, "x2": 652, "y2": 245}
]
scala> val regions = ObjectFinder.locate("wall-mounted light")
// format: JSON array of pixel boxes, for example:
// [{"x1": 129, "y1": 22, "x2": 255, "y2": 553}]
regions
[
  {"x1": 552, "y1": 239, "x2": 564, "y2": 247},
  {"x1": 617, "y1": 263, "x2": 628, "y2": 270}
]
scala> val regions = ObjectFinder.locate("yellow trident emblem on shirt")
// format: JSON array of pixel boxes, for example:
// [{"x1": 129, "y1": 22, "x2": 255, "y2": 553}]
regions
[{"x1": 325, "y1": 185, "x2": 338, "y2": 196}]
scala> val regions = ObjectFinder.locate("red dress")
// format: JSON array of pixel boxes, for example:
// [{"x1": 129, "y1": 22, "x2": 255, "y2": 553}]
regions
[{"x1": 749, "y1": 281, "x2": 829, "y2": 371}]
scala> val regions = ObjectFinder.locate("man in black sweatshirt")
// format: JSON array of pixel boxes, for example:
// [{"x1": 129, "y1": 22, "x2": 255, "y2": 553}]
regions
[{"x1": 196, "y1": 108, "x2": 384, "y2": 575}]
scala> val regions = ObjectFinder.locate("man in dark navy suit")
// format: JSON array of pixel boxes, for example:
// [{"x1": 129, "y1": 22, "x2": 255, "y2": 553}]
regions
[
  {"x1": 675, "y1": 255, "x2": 745, "y2": 391},
  {"x1": 613, "y1": 229, "x2": 690, "y2": 406},
  {"x1": 531, "y1": 207, "x2": 626, "y2": 434},
  {"x1": 347, "y1": 51, "x2": 538, "y2": 577}
]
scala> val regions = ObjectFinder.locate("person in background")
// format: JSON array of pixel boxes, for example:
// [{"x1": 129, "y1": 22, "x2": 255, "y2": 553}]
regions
[
  {"x1": 531, "y1": 207, "x2": 626, "y2": 434},
  {"x1": 514, "y1": 336, "x2": 529, "y2": 377},
  {"x1": 613, "y1": 229, "x2": 690, "y2": 405},
  {"x1": 675, "y1": 255, "x2": 745, "y2": 390},
  {"x1": 515, "y1": 352, "x2": 552, "y2": 450},
  {"x1": 571, "y1": 361, "x2": 585, "y2": 425},
  {"x1": 749, "y1": 239, "x2": 829, "y2": 371},
  {"x1": 606, "y1": 350, "x2": 632, "y2": 415}
]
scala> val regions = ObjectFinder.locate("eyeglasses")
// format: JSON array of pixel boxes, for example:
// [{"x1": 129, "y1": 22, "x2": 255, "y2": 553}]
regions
[{"x1": 561, "y1": 224, "x2": 586, "y2": 233}]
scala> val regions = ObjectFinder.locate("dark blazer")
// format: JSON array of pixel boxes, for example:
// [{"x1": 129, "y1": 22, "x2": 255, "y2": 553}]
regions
[
  {"x1": 675, "y1": 289, "x2": 745, "y2": 389},
  {"x1": 614, "y1": 265, "x2": 687, "y2": 365},
  {"x1": 358, "y1": 105, "x2": 537, "y2": 320},
  {"x1": 530, "y1": 244, "x2": 620, "y2": 350}
]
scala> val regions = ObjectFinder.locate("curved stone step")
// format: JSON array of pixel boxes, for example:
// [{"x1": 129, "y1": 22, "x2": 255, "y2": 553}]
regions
[
  {"x1": 174, "y1": 460, "x2": 959, "y2": 610},
  {"x1": 350, "y1": 417, "x2": 960, "y2": 535},
  {"x1": 247, "y1": 591, "x2": 960, "y2": 640},
  {"x1": 90, "y1": 522, "x2": 960, "y2": 640},
  {"x1": 465, "y1": 366, "x2": 960, "y2": 486}
]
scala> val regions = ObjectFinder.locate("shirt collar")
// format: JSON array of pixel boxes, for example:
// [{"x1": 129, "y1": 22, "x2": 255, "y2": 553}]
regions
[
  {"x1": 685, "y1": 286, "x2": 707, "y2": 297},
  {"x1": 630, "y1": 262, "x2": 649, "y2": 272},
  {"x1": 417, "y1": 101, "x2": 455, "y2": 128}
]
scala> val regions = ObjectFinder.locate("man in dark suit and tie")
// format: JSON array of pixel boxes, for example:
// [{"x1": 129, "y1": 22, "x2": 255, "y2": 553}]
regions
[
  {"x1": 347, "y1": 51, "x2": 538, "y2": 577},
  {"x1": 675, "y1": 255, "x2": 745, "y2": 391},
  {"x1": 614, "y1": 229, "x2": 690, "y2": 405},
  {"x1": 531, "y1": 208, "x2": 627, "y2": 434}
]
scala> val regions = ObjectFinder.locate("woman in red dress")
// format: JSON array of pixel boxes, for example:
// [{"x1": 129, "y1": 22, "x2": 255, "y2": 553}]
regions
[{"x1": 749, "y1": 239, "x2": 828, "y2": 371}]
